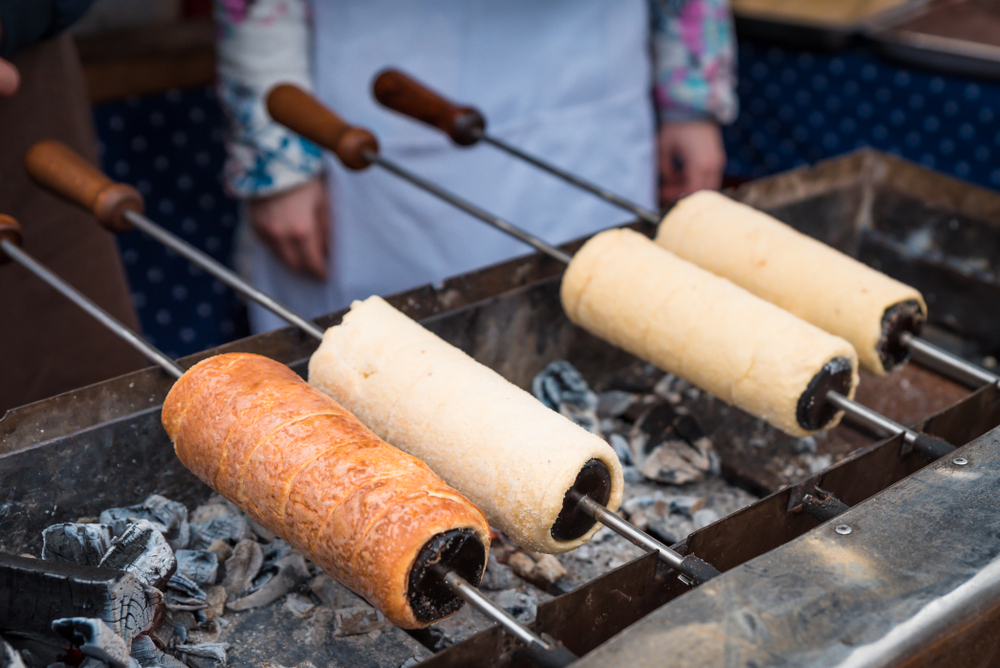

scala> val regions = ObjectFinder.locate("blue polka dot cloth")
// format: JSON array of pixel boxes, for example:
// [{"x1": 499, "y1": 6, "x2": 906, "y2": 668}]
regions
[
  {"x1": 93, "y1": 87, "x2": 249, "y2": 360},
  {"x1": 724, "y1": 40, "x2": 1000, "y2": 191}
]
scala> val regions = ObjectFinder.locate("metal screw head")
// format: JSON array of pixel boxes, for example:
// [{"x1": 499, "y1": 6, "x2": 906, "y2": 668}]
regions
[
  {"x1": 953, "y1": 457, "x2": 969, "y2": 466},
  {"x1": 835, "y1": 524, "x2": 853, "y2": 535}
]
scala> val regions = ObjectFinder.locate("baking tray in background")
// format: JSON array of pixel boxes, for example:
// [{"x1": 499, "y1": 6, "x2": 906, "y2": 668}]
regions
[
  {"x1": 731, "y1": 0, "x2": 927, "y2": 50},
  {"x1": 865, "y1": 0, "x2": 1000, "y2": 80}
]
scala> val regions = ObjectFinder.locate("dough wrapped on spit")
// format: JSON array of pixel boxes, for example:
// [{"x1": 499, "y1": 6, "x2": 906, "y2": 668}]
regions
[
  {"x1": 657, "y1": 190, "x2": 926, "y2": 375},
  {"x1": 309, "y1": 296, "x2": 624, "y2": 555},
  {"x1": 561, "y1": 228, "x2": 859, "y2": 437},
  {"x1": 161, "y1": 352, "x2": 490, "y2": 629}
]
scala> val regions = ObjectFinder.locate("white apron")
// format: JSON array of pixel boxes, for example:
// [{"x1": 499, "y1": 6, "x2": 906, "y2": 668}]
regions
[{"x1": 247, "y1": 0, "x2": 656, "y2": 332}]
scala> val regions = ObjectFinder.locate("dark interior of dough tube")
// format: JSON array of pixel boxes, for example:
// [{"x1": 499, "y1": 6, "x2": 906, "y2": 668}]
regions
[
  {"x1": 408, "y1": 529, "x2": 487, "y2": 623},
  {"x1": 551, "y1": 458, "x2": 613, "y2": 542},
  {"x1": 796, "y1": 356, "x2": 857, "y2": 431},
  {"x1": 877, "y1": 299, "x2": 926, "y2": 372}
]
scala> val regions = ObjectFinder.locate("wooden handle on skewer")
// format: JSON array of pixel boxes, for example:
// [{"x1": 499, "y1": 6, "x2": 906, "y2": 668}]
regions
[
  {"x1": 267, "y1": 84, "x2": 379, "y2": 170},
  {"x1": 24, "y1": 141, "x2": 143, "y2": 233},
  {"x1": 0, "y1": 214, "x2": 23, "y2": 264},
  {"x1": 373, "y1": 69, "x2": 485, "y2": 146}
]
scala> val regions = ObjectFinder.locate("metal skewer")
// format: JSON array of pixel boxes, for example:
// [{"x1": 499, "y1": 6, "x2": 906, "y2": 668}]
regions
[
  {"x1": 827, "y1": 390, "x2": 954, "y2": 460},
  {"x1": 899, "y1": 331, "x2": 999, "y2": 389},
  {"x1": 23, "y1": 140, "x2": 325, "y2": 342},
  {"x1": 373, "y1": 69, "x2": 660, "y2": 225},
  {"x1": 0, "y1": 215, "x2": 183, "y2": 379}
]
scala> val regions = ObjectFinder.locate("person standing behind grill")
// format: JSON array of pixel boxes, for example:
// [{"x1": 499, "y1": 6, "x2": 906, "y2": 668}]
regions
[
  {"x1": 0, "y1": 0, "x2": 145, "y2": 415},
  {"x1": 214, "y1": 0, "x2": 737, "y2": 333}
]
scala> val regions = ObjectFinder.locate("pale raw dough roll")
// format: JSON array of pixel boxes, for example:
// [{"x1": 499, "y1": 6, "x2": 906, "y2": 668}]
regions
[
  {"x1": 656, "y1": 190, "x2": 926, "y2": 375},
  {"x1": 561, "y1": 228, "x2": 859, "y2": 437},
  {"x1": 309, "y1": 296, "x2": 624, "y2": 554}
]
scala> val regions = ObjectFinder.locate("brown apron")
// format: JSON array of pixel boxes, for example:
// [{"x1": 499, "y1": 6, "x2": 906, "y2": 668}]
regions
[{"x1": 0, "y1": 33, "x2": 145, "y2": 416}]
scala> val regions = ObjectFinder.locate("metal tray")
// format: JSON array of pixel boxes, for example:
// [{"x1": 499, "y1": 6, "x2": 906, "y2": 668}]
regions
[{"x1": 866, "y1": 0, "x2": 1000, "y2": 79}]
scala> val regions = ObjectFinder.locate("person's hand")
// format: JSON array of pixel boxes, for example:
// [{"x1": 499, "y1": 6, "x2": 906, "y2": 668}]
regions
[
  {"x1": 657, "y1": 120, "x2": 726, "y2": 205},
  {"x1": 249, "y1": 175, "x2": 330, "y2": 280},
  {"x1": 0, "y1": 57, "x2": 19, "y2": 95}
]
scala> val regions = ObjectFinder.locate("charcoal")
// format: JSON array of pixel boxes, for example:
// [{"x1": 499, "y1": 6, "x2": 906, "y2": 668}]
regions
[
  {"x1": 129, "y1": 635, "x2": 158, "y2": 667},
  {"x1": 165, "y1": 574, "x2": 207, "y2": 612},
  {"x1": 693, "y1": 508, "x2": 720, "y2": 530},
  {"x1": 795, "y1": 436, "x2": 818, "y2": 454},
  {"x1": 41, "y1": 524, "x2": 114, "y2": 567},
  {"x1": 101, "y1": 496, "x2": 190, "y2": 551},
  {"x1": 622, "y1": 466, "x2": 643, "y2": 483},
  {"x1": 99, "y1": 521, "x2": 176, "y2": 590},
  {"x1": 0, "y1": 638, "x2": 25, "y2": 668},
  {"x1": 220, "y1": 540, "x2": 262, "y2": 600},
  {"x1": 260, "y1": 540, "x2": 294, "y2": 569},
  {"x1": 504, "y1": 553, "x2": 535, "y2": 581},
  {"x1": 204, "y1": 541, "x2": 231, "y2": 566},
  {"x1": 635, "y1": 434, "x2": 714, "y2": 485},
  {"x1": 332, "y1": 605, "x2": 386, "y2": 637},
  {"x1": 532, "y1": 360, "x2": 600, "y2": 434},
  {"x1": 400, "y1": 659, "x2": 422, "y2": 668},
  {"x1": 531, "y1": 555, "x2": 567, "y2": 584},
  {"x1": 201, "y1": 587, "x2": 226, "y2": 620},
  {"x1": 608, "y1": 433, "x2": 632, "y2": 466},
  {"x1": 646, "y1": 519, "x2": 680, "y2": 546},
  {"x1": 308, "y1": 575, "x2": 362, "y2": 609},
  {"x1": 667, "y1": 496, "x2": 705, "y2": 519},
  {"x1": 283, "y1": 594, "x2": 315, "y2": 618},
  {"x1": 492, "y1": 589, "x2": 536, "y2": 623},
  {"x1": 173, "y1": 551, "x2": 218, "y2": 586},
  {"x1": 596, "y1": 391, "x2": 638, "y2": 419},
  {"x1": 79, "y1": 658, "x2": 115, "y2": 668},
  {"x1": 0, "y1": 554, "x2": 156, "y2": 644},
  {"x1": 51, "y1": 618, "x2": 129, "y2": 668},
  {"x1": 479, "y1": 554, "x2": 517, "y2": 591},
  {"x1": 129, "y1": 635, "x2": 184, "y2": 668},
  {"x1": 189, "y1": 517, "x2": 252, "y2": 550},
  {"x1": 173, "y1": 643, "x2": 229, "y2": 668},
  {"x1": 227, "y1": 553, "x2": 309, "y2": 611},
  {"x1": 247, "y1": 521, "x2": 276, "y2": 543}
]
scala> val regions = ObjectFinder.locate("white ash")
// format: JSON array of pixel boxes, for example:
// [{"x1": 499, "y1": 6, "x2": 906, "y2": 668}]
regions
[
  {"x1": 173, "y1": 642, "x2": 230, "y2": 668},
  {"x1": 41, "y1": 524, "x2": 114, "y2": 566},
  {"x1": 227, "y1": 553, "x2": 309, "y2": 612},
  {"x1": 166, "y1": 573, "x2": 208, "y2": 611},
  {"x1": 99, "y1": 520, "x2": 176, "y2": 590},
  {"x1": 51, "y1": 618, "x2": 130, "y2": 668},
  {"x1": 282, "y1": 594, "x2": 315, "y2": 618},
  {"x1": 100, "y1": 495, "x2": 190, "y2": 551},
  {"x1": 174, "y1": 550, "x2": 218, "y2": 586},
  {"x1": 0, "y1": 637, "x2": 26, "y2": 668},
  {"x1": 333, "y1": 606, "x2": 387, "y2": 637}
]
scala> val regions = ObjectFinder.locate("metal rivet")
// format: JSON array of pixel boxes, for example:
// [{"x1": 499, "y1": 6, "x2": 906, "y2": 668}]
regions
[
  {"x1": 835, "y1": 524, "x2": 852, "y2": 535},
  {"x1": 953, "y1": 457, "x2": 969, "y2": 466}
]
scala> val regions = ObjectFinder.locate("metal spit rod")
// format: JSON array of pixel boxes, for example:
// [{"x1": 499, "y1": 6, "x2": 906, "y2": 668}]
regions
[
  {"x1": 372, "y1": 68, "x2": 660, "y2": 225},
  {"x1": 0, "y1": 227, "x2": 183, "y2": 379},
  {"x1": 368, "y1": 153, "x2": 572, "y2": 264},
  {"x1": 900, "y1": 331, "x2": 999, "y2": 389}
]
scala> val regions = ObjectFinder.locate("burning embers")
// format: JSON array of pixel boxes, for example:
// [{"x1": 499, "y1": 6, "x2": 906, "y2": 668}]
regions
[
  {"x1": 0, "y1": 494, "x2": 242, "y2": 668},
  {"x1": 2, "y1": 361, "x2": 755, "y2": 668}
]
